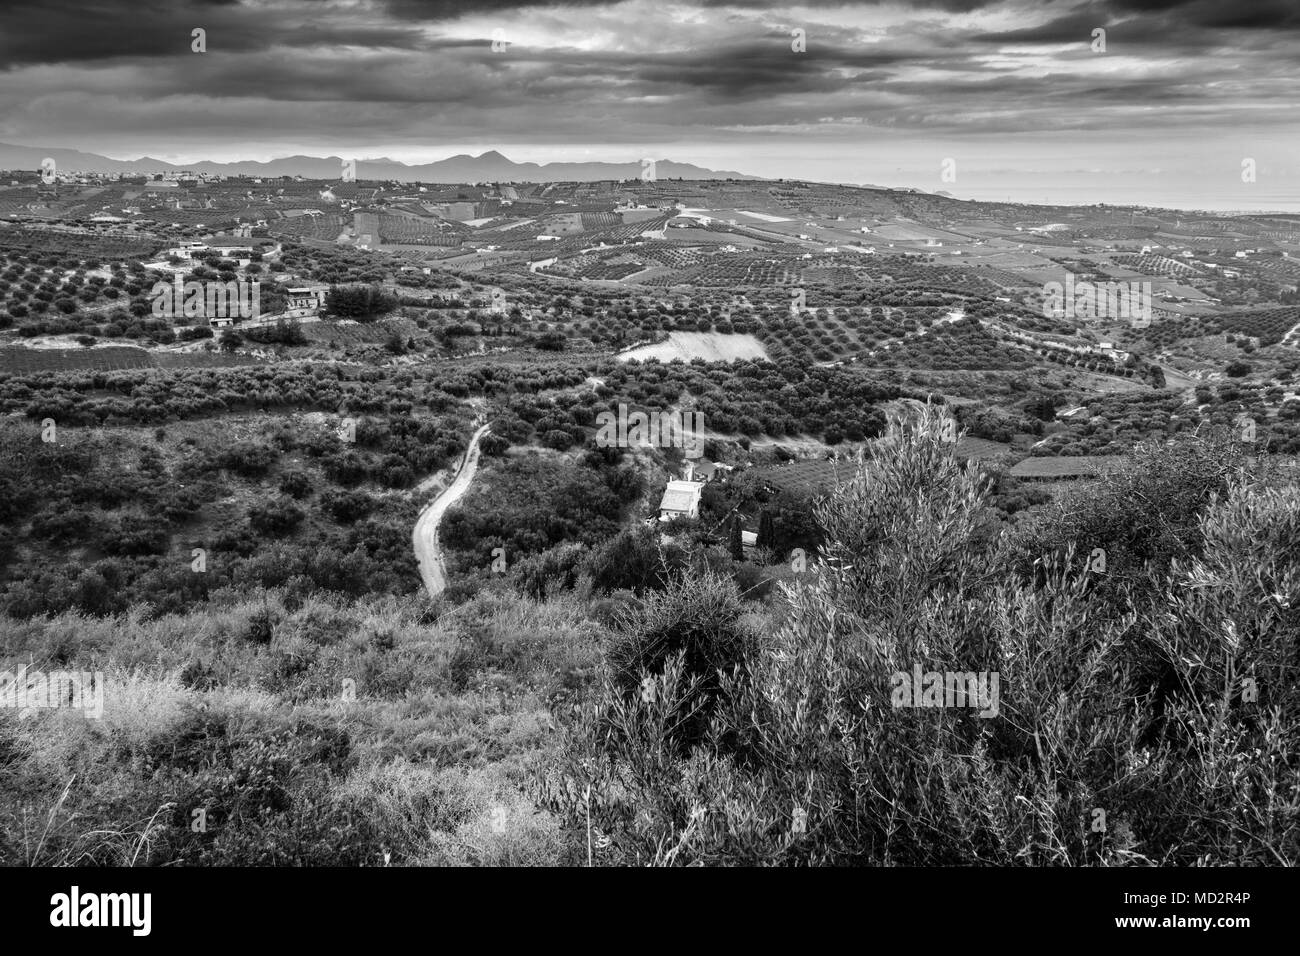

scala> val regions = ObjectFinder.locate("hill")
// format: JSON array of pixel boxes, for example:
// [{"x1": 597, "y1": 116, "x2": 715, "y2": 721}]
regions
[{"x1": 0, "y1": 143, "x2": 761, "y2": 183}]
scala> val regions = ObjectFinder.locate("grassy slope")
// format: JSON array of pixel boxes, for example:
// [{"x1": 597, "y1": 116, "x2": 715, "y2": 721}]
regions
[{"x1": 0, "y1": 587, "x2": 602, "y2": 866}]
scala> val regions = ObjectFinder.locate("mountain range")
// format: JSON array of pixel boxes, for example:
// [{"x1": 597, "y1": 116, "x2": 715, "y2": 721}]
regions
[{"x1": 0, "y1": 143, "x2": 761, "y2": 184}]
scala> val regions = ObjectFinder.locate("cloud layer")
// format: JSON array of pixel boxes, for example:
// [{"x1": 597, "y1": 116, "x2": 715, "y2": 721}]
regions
[{"x1": 0, "y1": 0, "x2": 1296, "y2": 206}]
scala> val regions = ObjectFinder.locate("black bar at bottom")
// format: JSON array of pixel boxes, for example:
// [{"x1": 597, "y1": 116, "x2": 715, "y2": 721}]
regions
[{"x1": 0, "y1": 865, "x2": 1275, "y2": 943}]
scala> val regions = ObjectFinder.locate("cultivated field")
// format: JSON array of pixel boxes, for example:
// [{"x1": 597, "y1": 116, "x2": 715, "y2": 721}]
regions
[{"x1": 617, "y1": 330, "x2": 770, "y2": 363}]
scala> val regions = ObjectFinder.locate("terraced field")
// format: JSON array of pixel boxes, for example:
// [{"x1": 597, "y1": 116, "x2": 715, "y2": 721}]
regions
[
  {"x1": 1111, "y1": 253, "x2": 1204, "y2": 277},
  {"x1": 0, "y1": 344, "x2": 266, "y2": 373}
]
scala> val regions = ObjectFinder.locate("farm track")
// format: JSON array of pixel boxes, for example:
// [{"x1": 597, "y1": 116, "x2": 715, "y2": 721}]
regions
[
  {"x1": 1284, "y1": 317, "x2": 1300, "y2": 347},
  {"x1": 413, "y1": 422, "x2": 491, "y2": 598}
]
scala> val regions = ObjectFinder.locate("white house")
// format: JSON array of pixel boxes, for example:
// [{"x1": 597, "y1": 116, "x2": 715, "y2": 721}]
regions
[
  {"x1": 1097, "y1": 342, "x2": 1132, "y2": 363},
  {"x1": 658, "y1": 480, "x2": 703, "y2": 521},
  {"x1": 165, "y1": 241, "x2": 208, "y2": 260}
]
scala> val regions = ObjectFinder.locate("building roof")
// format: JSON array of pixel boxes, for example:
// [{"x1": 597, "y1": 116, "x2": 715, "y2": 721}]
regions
[
  {"x1": 658, "y1": 480, "x2": 702, "y2": 514},
  {"x1": 206, "y1": 235, "x2": 274, "y2": 248}
]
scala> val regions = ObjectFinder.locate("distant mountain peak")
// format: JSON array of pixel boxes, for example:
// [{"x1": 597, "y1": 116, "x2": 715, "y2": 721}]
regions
[{"x1": 0, "y1": 142, "x2": 762, "y2": 183}]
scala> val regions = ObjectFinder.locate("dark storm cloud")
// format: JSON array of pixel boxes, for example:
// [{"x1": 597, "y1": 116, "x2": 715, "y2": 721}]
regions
[
  {"x1": 0, "y1": 0, "x2": 1295, "y2": 161},
  {"x1": 1102, "y1": 0, "x2": 1300, "y2": 28},
  {"x1": 373, "y1": 0, "x2": 1003, "y2": 17},
  {"x1": 0, "y1": 0, "x2": 426, "y2": 68},
  {"x1": 376, "y1": 0, "x2": 607, "y2": 18},
  {"x1": 2, "y1": 0, "x2": 1287, "y2": 74},
  {"x1": 624, "y1": 42, "x2": 913, "y2": 98}
]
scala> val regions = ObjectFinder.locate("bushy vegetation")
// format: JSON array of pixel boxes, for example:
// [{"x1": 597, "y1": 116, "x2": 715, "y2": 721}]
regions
[
  {"x1": 0, "y1": 414, "x2": 471, "y2": 618},
  {"x1": 0, "y1": 590, "x2": 599, "y2": 865},
  {"x1": 5, "y1": 186, "x2": 1300, "y2": 869},
  {"x1": 325, "y1": 285, "x2": 399, "y2": 321},
  {"x1": 441, "y1": 452, "x2": 643, "y2": 571},
  {"x1": 543, "y1": 406, "x2": 1300, "y2": 865}
]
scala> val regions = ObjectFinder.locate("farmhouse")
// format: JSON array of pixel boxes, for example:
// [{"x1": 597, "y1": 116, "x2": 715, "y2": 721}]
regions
[
  {"x1": 658, "y1": 480, "x2": 703, "y2": 521},
  {"x1": 164, "y1": 241, "x2": 208, "y2": 260},
  {"x1": 284, "y1": 285, "x2": 329, "y2": 317},
  {"x1": 205, "y1": 235, "x2": 275, "y2": 255}
]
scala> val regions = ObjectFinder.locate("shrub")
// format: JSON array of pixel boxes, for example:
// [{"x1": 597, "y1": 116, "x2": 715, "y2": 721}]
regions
[
  {"x1": 279, "y1": 469, "x2": 313, "y2": 499},
  {"x1": 249, "y1": 497, "x2": 305, "y2": 536},
  {"x1": 604, "y1": 571, "x2": 756, "y2": 750},
  {"x1": 325, "y1": 285, "x2": 398, "y2": 321},
  {"x1": 546, "y1": 405, "x2": 1300, "y2": 866},
  {"x1": 217, "y1": 441, "x2": 279, "y2": 478},
  {"x1": 321, "y1": 490, "x2": 376, "y2": 524},
  {"x1": 509, "y1": 541, "x2": 589, "y2": 600}
]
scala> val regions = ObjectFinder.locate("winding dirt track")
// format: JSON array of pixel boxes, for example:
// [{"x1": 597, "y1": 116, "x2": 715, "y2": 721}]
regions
[{"x1": 413, "y1": 423, "x2": 491, "y2": 598}]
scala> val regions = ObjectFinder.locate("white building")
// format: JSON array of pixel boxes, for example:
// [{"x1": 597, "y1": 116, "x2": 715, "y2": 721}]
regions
[
  {"x1": 284, "y1": 285, "x2": 329, "y2": 317},
  {"x1": 658, "y1": 480, "x2": 703, "y2": 521},
  {"x1": 164, "y1": 242, "x2": 209, "y2": 260}
]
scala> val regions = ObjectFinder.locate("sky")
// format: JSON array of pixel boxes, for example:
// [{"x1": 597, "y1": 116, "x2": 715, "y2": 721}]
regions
[{"x1": 0, "y1": 0, "x2": 1297, "y2": 210}]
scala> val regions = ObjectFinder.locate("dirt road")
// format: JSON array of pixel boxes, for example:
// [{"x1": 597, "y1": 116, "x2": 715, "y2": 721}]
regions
[{"x1": 413, "y1": 423, "x2": 491, "y2": 598}]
